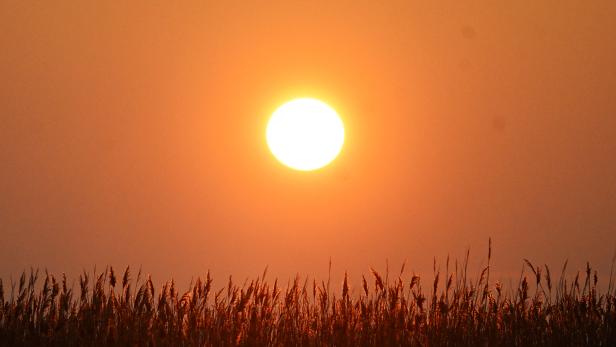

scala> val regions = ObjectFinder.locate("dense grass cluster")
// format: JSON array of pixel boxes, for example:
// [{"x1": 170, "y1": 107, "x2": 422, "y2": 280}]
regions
[{"x1": 1, "y1": 250, "x2": 615, "y2": 346}]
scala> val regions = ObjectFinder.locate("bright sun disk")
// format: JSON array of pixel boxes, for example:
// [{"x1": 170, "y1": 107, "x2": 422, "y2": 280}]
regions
[{"x1": 266, "y1": 98, "x2": 344, "y2": 171}]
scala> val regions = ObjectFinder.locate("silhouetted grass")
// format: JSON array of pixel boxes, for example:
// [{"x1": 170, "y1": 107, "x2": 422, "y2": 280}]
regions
[{"x1": 1, "y1": 244, "x2": 615, "y2": 346}]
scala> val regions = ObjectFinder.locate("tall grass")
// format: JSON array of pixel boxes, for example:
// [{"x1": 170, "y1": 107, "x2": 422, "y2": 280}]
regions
[{"x1": 1, "y1": 248, "x2": 615, "y2": 346}]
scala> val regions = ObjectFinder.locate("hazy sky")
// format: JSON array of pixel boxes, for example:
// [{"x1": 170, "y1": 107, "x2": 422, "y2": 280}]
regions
[{"x1": 1, "y1": 1, "x2": 615, "y2": 287}]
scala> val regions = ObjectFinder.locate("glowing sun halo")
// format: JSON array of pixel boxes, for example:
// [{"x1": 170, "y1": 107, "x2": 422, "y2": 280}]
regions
[{"x1": 267, "y1": 98, "x2": 345, "y2": 171}]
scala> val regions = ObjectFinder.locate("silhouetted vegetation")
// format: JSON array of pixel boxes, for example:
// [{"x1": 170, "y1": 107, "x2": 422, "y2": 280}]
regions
[{"x1": 1, "y1": 246, "x2": 615, "y2": 346}]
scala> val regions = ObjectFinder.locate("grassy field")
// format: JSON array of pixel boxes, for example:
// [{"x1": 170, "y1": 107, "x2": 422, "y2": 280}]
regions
[{"x1": 1, "y1": 249, "x2": 615, "y2": 346}]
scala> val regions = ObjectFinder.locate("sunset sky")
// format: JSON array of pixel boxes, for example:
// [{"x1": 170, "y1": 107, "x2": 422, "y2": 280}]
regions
[{"x1": 1, "y1": 1, "x2": 615, "y2": 286}]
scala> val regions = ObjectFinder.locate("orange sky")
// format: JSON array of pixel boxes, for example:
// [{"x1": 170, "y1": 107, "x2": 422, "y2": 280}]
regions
[{"x1": 1, "y1": 1, "x2": 615, "y2": 286}]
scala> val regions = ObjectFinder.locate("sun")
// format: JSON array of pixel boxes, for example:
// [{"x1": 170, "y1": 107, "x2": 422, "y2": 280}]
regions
[{"x1": 266, "y1": 98, "x2": 345, "y2": 171}]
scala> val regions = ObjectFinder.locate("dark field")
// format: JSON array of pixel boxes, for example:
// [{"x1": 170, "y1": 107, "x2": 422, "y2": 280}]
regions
[{"x1": 1, "y1": 252, "x2": 615, "y2": 346}]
